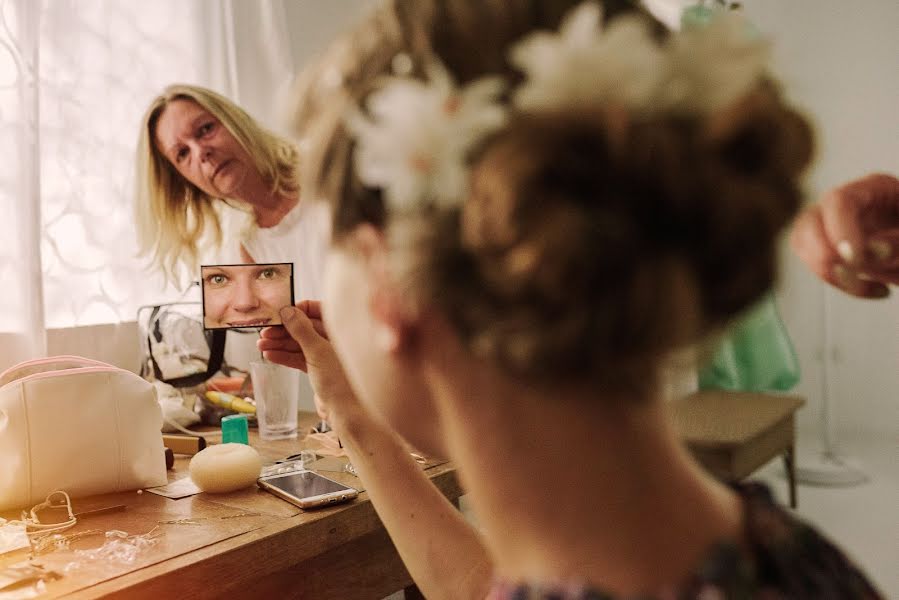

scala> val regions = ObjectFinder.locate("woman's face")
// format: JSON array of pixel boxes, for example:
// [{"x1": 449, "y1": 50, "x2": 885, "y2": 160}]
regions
[
  {"x1": 322, "y1": 241, "x2": 445, "y2": 457},
  {"x1": 154, "y1": 99, "x2": 256, "y2": 198},
  {"x1": 203, "y1": 264, "x2": 293, "y2": 329}
]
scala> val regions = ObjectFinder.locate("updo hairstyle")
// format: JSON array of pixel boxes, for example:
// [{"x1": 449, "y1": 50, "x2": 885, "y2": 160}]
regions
[{"x1": 290, "y1": 0, "x2": 813, "y2": 389}]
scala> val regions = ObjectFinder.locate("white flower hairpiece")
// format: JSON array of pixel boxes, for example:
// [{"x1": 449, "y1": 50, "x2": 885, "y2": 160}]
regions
[
  {"x1": 511, "y1": 1, "x2": 770, "y2": 115},
  {"x1": 346, "y1": 61, "x2": 507, "y2": 213},
  {"x1": 511, "y1": 2, "x2": 665, "y2": 113},
  {"x1": 661, "y1": 10, "x2": 770, "y2": 113},
  {"x1": 347, "y1": 1, "x2": 770, "y2": 214}
]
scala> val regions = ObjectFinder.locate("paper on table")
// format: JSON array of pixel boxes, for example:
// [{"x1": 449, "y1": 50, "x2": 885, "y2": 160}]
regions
[{"x1": 145, "y1": 477, "x2": 203, "y2": 499}]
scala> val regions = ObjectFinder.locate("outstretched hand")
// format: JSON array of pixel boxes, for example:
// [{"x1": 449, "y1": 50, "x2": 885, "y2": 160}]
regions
[
  {"x1": 790, "y1": 173, "x2": 899, "y2": 298},
  {"x1": 258, "y1": 301, "x2": 357, "y2": 425}
]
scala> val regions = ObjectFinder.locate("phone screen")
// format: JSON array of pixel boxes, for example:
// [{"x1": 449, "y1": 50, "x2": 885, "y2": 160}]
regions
[{"x1": 262, "y1": 471, "x2": 352, "y2": 499}]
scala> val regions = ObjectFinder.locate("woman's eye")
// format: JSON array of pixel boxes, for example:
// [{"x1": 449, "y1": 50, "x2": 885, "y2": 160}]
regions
[
  {"x1": 198, "y1": 122, "x2": 215, "y2": 136},
  {"x1": 176, "y1": 147, "x2": 189, "y2": 162},
  {"x1": 258, "y1": 268, "x2": 277, "y2": 280},
  {"x1": 206, "y1": 274, "x2": 228, "y2": 286}
]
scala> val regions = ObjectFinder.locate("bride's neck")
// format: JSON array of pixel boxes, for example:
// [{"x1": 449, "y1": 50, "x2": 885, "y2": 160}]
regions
[{"x1": 431, "y1": 363, "x2": 741, "y2": 596}]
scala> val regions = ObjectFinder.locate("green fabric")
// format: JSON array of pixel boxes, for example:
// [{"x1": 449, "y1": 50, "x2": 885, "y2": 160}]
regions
[
  {"x1": 680, "y1": 4, "x2": 720, "y2": 29},
  {"x1": 699, "y1": 294, "x2": 801, "y2": 392}
]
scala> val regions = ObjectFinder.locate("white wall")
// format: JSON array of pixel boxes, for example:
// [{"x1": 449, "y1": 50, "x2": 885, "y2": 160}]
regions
[
  {"x1": 741, "y1": 1, "x2": 899, "y2": 441},
  {"x1": 283, "y1": 0, "x2": 374, "y2": 70}
]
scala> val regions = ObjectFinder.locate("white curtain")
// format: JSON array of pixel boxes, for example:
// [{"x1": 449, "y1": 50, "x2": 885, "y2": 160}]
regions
[
  {"x1": 205, "y1": 0, "x2": 297, "y2": 134},
  {"x1": 0, "y1": 0, "x2": 295, "y2": 372},
  {"x1": 0, "y1": 0, "x2": 44, "y2": 368}
]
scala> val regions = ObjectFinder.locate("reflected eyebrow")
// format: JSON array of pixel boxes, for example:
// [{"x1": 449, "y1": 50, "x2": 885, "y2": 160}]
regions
[{"x1": 202, "y1": 267, "x2": 231, "y2": 278}]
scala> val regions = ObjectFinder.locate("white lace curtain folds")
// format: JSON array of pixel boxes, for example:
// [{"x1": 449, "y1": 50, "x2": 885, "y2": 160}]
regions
[
  {"x1": 1, "y1": 0, "x2": 45, "y2": 366},
  {"x1": 0, "y1": 0, "x2": 295, "y2": 370}
]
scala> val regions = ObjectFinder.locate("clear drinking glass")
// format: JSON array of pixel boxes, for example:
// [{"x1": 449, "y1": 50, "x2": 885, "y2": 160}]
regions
[{"x1": 250, "y1": 361, "x2": 299, "y2": 440}]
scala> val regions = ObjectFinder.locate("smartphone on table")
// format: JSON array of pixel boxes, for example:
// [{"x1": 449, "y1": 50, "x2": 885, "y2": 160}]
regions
[{"x1": 258, "y1": 470, "x2": 358, "y2": 509}]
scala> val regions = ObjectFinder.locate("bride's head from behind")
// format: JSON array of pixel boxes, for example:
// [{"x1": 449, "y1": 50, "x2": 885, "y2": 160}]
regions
[{"x1": 289, "y1": 0, "x2": 813, "y2": 455}]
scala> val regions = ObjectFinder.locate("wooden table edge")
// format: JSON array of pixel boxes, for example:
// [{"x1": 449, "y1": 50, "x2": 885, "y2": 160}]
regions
[{"x1": 60, "y1": 463, "x2": 461, "y2": 599}]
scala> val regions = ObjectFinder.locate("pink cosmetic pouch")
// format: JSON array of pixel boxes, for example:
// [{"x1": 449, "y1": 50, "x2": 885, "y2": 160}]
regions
[{"x1": 0, "y1": 355, "x2": 167, "y2": 511}]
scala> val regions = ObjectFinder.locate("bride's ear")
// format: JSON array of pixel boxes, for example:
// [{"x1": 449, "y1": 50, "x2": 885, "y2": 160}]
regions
[{"x1": 347, "y1": 224, "x2": 416, "y2": 353}]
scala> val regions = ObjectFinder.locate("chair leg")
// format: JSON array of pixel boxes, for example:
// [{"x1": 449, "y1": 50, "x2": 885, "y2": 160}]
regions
[{"x1": 783, "y1": 446, "x2": 797, "y2": 509}]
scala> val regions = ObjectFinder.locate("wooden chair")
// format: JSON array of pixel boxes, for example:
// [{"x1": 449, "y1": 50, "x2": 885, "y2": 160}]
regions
[{"x1": 672, "y1": 390, "x2": 805, "y2": 508}]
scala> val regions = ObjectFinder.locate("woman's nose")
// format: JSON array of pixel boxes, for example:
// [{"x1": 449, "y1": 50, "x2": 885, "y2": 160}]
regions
[{"x1": 231, "y1": 282, "x2": 259, "y2": 312}]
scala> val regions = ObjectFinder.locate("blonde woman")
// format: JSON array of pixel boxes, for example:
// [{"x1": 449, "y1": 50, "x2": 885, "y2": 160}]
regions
[{"x1": 135, "y1": 84, "x2": 328, "y2": 300}]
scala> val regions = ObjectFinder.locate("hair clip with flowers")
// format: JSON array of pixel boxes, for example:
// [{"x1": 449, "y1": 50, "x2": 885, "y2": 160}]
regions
[
  {"x1": 345, "y1": 61, "x2": 508, "y2": 214},
  {"x1": 511, "y1": 1, "x2": 769, "y2": 116},
  {"x1": 347, "y1": 1, "x2": 769, "y2": 215}
]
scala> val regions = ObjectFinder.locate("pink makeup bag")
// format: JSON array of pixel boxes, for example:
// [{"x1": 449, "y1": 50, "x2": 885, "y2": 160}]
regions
[{"x1": 0, "y1": 356, "x2": 167, "y2": 511}]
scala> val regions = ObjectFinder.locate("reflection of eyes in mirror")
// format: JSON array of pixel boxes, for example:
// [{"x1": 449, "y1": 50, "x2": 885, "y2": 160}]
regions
[{"x1": 201, "y1": 263, "x2": 295, "y2": 330}]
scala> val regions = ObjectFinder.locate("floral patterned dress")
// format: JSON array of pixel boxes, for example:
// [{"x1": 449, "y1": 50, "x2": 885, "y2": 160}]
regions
[{"x1": 488, "y1": 482, "x2": 883, "y2": 599}]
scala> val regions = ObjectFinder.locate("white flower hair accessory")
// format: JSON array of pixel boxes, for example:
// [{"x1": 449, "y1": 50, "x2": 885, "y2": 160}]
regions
[
  {"x1": 511, "y1": 1, "x2": 769, "y2": 115},
  {"x1": 346, "y1": 61, "x2": 507, "y2": 213},
  {"x1": 347, "y1": 1, "x2": 770, "y2": 215},
  {"x1": 511, "y1": 2, "x2": 664, "y2": 113}
]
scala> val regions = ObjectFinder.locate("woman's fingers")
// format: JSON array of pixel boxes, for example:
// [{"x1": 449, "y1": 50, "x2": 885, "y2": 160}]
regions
[
  {"x1": 260, "y1": 349, "x2": 308, "y2": 372},
  {"x1": 259, "y1": 325, "x2": 291, "y2": 339},
  {"x1": 791, "y1": 205, "x2": 836, "y2": 282},
  {"x1": 277, "y1": 306, "x2": 329, "y2": 365},
  {"x1": 792, "y1": 174, "x2": 899, "y2": 297},
  {"x1": 297, "y1": 299, "x2": 324, "y2": 320},
  {"x1": 819, "y1": 181, "x2": 869, "y2": 267},
  {"x1": 822, "y1": 174, "x2": 899, "y2": 268},
  {"x1": 790, "y1": 205, "x2": 890, "y2": 298},
  {"x1": 831, "y1": 265, "x2": 890, "y2": 299},
  {"x1": 261, "y1": 302, "x2": 329, "y2": 339},
  {"x1": 257, "y1": 336, "x2": 301, "y2": 352},
  {"x1": 866, "y1": 229, "x2": 899, "y2": 270},
  {"x1": 260, "y1": 318, "x2": 327, "y2": 340},
  {"x1": 857, "y1": 266, "x2": 899, "y2": 287}
]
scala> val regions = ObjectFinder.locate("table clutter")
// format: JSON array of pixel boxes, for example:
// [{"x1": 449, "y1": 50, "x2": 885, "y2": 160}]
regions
[
  {"x1": 0, "y1": 356, "x2": 167, "y2": 513},
  {"x1": 0, "y1": 410, "x2": 454, "y2": 599}
]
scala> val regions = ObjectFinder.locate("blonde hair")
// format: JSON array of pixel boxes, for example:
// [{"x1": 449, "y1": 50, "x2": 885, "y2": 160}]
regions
[{"x1": 135, "y1": 84, "x2": 300, "y2": 286}]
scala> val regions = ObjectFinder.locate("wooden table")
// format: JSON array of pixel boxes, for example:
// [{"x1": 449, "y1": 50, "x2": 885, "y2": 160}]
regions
[
  {"x1": 671, "y1": 390, "x2": 805, "y2": 508},
  {"x1": 0, "y1": 414, "x2": 461, "y2": 599}
]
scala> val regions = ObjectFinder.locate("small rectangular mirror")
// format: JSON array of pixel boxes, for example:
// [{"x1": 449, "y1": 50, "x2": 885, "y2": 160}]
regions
[{"x1": 201, "y1": 263, "x2": 295, "y2": 330}]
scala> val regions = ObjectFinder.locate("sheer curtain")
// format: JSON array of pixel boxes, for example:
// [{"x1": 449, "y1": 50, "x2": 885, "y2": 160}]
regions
[
  {"x1": 0, "y1": 0, "x2": 295, "y2": 372},
  {"x1": 0, "y1": 0, "x2": 44, "y2": 368},
  {"x1": 206, "y1": 0, "x2": 296, "y2": 132}
]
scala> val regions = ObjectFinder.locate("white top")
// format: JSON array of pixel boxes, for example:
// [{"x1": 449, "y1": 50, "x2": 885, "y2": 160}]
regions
[{"x1": 234, "y1": 200, "x2": 331, "y2": 301}]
